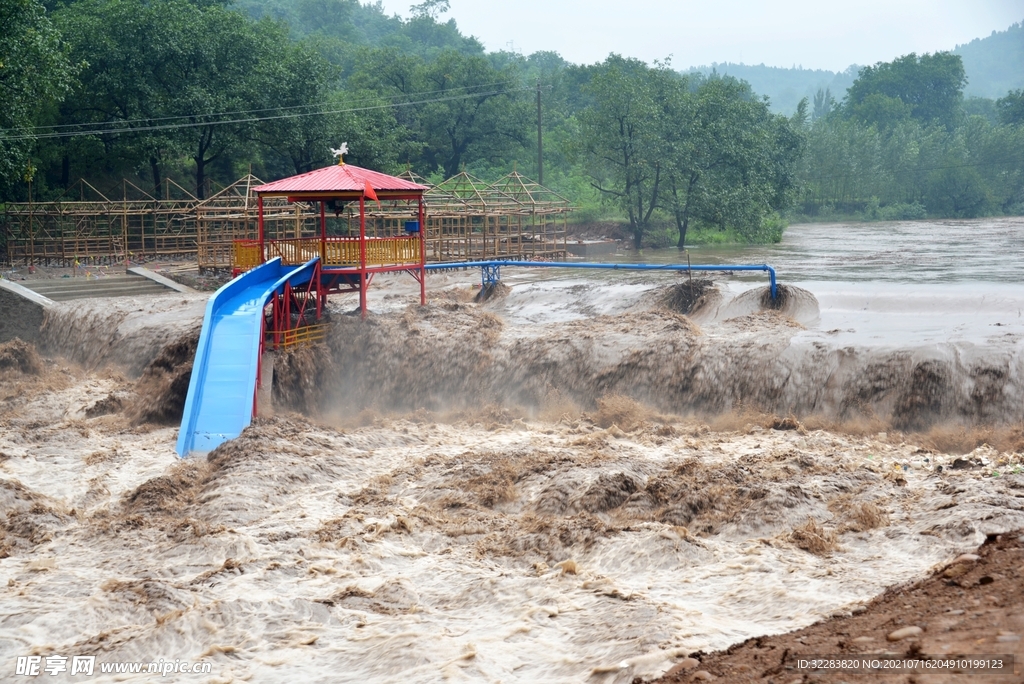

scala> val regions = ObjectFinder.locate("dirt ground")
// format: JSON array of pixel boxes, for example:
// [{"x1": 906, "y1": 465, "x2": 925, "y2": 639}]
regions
[{"x1": 650, "y1": 531, "x2": 1024, "y2": 684}]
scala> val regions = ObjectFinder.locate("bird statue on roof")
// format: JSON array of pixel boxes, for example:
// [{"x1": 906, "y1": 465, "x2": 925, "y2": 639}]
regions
[{"x1": 330, "y1": 142, "x2": 349, "y2": 165}]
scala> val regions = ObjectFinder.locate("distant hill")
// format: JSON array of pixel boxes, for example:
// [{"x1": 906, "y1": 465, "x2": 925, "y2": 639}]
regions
[
  {"x1": 687, "y1": 20, "x2": 1024, "y2": 113},
  {"x1": 683, "y1": 63, "x2": 858, "y2": 114},
  {"x1": 954, "y1": 21, "x2": 1024, "y2": 98}
]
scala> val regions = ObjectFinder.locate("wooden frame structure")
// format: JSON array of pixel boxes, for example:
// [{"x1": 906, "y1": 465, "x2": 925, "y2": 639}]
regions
[
  {"x1": 2, "y1": 170, "x2": 572, "y2": 268},
  {"x1": 196, "y1": 174, "x2": 319, "y2": 272},
  {"x1": 355, "y1": 170, "x2": 570, "y2": 261},
  {"x1": 2, "y1": 179, "x2": 198, "y2": 266}
]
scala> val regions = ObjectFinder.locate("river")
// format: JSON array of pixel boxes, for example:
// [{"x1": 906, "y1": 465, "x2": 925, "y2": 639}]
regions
[{"x1": 0, "y1": 217, "x2": 1022, "y2": 683}]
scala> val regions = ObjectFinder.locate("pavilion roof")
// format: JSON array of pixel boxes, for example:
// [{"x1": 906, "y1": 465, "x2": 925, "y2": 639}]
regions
[{"x1": 253, "y1": 163, "x2": 427, "y2": 197}]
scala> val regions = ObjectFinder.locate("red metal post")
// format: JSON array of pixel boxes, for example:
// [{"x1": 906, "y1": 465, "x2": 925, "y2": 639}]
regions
[
  {"x1": 359, "y1": 195, "x2": 367, "y2": 317},
  {"x1": 284, "y1": 282, "x2": 291, "y2": 334},
  {"x1": 257, "y1": 195, "x2": 265, "y2": 263},
  {"x1": 418, "y1": 196, "x2": 426, "y2": 305},
  {"x1": 320, "y1": 200, "x2": 327, "y2": 264},
  {"x1": 315, "y1": 260, "x2": 322, "y2": 319},
  {"x1": 272, "y1": 290, "x2": 281, "y2": 349}
]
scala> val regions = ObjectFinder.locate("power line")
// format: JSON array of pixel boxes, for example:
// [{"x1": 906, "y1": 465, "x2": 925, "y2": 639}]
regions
[
  {"x1": 14, "y1": 81, "x2": 516, "y2": 133},
  {"x1": 0, "y1": 85, "x2": 532, "y2": 142}
]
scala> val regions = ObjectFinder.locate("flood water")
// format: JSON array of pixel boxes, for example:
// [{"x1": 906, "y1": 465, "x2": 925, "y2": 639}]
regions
[
  {"x1": 503, "y1": 217, "x2": 1024, "y2": 348},
  {"x1": 1, "y1": 218, "x2": 1023, "y2": 683}
]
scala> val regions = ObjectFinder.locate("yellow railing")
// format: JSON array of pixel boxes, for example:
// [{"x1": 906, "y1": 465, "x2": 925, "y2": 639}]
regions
[
  {"x1": 323, "y1": 239, "x2": 360, "y2": 266},
  {"x1": 232, "y1": 233, "x2": 419, "y2": 268},
  {"x1": 233, "y1": 241, "x2": 262, "y2": 271},
  {"x1": 320, "y1": 236, "x2": 421, "y2": 267},
  {"x1": 232, "y1": 236, "x2": 421, "y2": 271},
  {"x1": 365, "y1": 237, "x2": 420, "y2": 267},
  {"x1": 265, "y1": 238, "x2": 322, "y2": 265},
  {"x1": 266, "y1": 323, "x2": 328, "y2": 349}
]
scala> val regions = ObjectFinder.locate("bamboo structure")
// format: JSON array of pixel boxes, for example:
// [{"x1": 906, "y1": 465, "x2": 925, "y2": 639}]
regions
[
  {"x1": 195, "y1": 174, "x2": 319, "y2": 272},
  {"x1": 358, "y1": 170, "x2": 570, "y2": 261},
  {"x1": 2, "y1": 170, "x2": 572, "y2": 268},
  {"x1": 1, "y1": 179, "x2": 198, "y2": 267}
]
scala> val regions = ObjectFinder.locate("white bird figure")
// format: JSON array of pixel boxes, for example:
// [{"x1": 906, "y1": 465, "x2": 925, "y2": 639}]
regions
[{"x1": 330, "y1": 143, "x2": 349, "y2": 165}]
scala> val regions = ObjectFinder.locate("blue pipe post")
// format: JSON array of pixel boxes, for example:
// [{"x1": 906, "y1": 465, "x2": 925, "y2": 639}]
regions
[{"x1": 425, "y1": 260, "x2": 779, "y2": 299}]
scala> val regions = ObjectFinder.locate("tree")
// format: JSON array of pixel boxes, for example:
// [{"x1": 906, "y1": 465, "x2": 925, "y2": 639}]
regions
[
  {"x1": 925, "y1": 165, "x2": 988, "y2": 217},
  {"x1": 409, "y1": 0, "x2": 448, "y2": 20},
  {"x1": 351, "y1": 48, "x2": 528, "y2": 178},
  {"x1": 811, "y1": 87, "x2": 835, "y2": 121},
  {"x1": 416, "y1": 50, "x2": 529, "y2": 177},
  {"x1": 996, "y1": 89, "x2": 1024, "y2": 126},
  {"x1": 576, "y1": 55, "x2": 672, "y2": 250},
  {"x1": 664, "y1": 76, "x2": 803, "y2": 247},
  {"x1": 0, "y1": 0, "x2": 73, "y2": 194},
  {"x1": 149, "y1": 4, "x2": 282, "y2": 198},
  {"x1": 51, "y1": 0, "x2": 286, "y2": 198},
  {"x1": 844, "y1": 52, "x2": 966, "y2": 129},
  {"x1": 255, "y1": 40, "x2": 348, "y2": 175}
]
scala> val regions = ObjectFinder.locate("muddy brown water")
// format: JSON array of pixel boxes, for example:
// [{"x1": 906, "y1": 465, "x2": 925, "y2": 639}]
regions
[{"x1": 1, "y1": 218, "x2": 1023, "y2": 683}]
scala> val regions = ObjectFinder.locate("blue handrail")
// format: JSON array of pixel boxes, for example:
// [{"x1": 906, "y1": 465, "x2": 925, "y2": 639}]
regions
[{"x1": 424, "y1": 260, "x2": 778, "y2": 299}]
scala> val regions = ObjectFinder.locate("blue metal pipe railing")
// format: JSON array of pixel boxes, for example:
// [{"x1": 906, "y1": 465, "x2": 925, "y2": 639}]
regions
[{"x1": 424, "y1": 260, "x2": 778, "y2": 299}]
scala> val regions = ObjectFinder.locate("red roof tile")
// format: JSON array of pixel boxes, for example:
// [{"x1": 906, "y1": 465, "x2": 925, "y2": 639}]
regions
[{"x1": 253, "y1": 164, "x2": 428, "y2": 195}]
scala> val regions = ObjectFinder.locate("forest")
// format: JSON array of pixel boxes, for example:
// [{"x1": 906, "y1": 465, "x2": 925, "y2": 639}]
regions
[{"x1": 2, "y1": 0, "x2": 1023, "y2": 248}]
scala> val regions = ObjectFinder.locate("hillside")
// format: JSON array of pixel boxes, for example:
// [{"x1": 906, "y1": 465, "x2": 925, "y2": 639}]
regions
[
  {"x1": 686, "y1": 20, "x2": 1024, "y2": 113},
  {"x1": 954, "y1": 20, "x2": 1024, "y2": 98},
  {"x1": 684, "y1": 63, "x2": 857, "y2": 113}
]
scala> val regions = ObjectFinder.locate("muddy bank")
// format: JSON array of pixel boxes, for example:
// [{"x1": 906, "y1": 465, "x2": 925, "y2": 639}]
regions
[{"x1": 651, "y1": 530, "x2": 1024, "y2": 684}]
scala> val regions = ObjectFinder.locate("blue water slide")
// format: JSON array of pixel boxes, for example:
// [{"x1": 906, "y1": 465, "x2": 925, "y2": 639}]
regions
[{"x1": 176, "y1": 257, "x2": 319, "y2": 457}]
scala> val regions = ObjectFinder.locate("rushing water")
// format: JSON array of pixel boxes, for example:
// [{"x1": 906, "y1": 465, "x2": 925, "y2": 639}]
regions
[
  {"x1": 1, "y1": 218, "x2": 1023, "y2": 684},
  {"x1": 493, "y1": 218, "x2": 1024, "y2": 349}
]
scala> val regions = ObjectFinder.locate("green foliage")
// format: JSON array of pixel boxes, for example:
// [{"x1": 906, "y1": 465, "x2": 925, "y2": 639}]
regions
[
  {"x1": 7, "y1": 0, "x2": 1020, "y2": 233},
  {"x1": 575, "y1": 55, "x2": 675, "y2": 249},
  {"x1": 798, "y1": 108, "x2": 1024, "y2": 220},
  {"x1": 925, "y1": 165, "x2": 989, "y2": 218},
  {"x1": 0, "y1": 0, "x2": 73, "y2": 194},
  {"x1": 844, "y1": 52, "x2": 966, "y2": 129},
  {"x1": 232, "y1": 0, "x2": 483, "y2": 59},
  {"x1": 996, "y1": 90, "x2": 1024, "y2": 126},
  {"x1": 664, "y1": 76, "x2": 802, "y2": 248},
  {"x1": 573, "y1": 61, "x2": 803, "y2": 249},
  {"x1": 811, "y1": 87, "x2": 836, "y2": 121},
  {"x1": 346, "y1": 47, "x2": 530, "y2": 177}
]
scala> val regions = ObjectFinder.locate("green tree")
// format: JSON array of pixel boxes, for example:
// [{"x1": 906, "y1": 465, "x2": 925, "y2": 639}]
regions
[
  {"x1": 149, "y1": 4, "x2": 283, "y2": 197},
  {"x1": 0, "y1": 0, "x2": 73, "y2": 194},
  {"x1": 52, "y1": 0, "x2": 286, "y2": 198},
  {"x1": 351, "y1": 48, "x2": 528, "y2": 178},
  {"x1": 996, "y1": 89, "x2": 1024, "y2": 126},
  {"x1": 844, "y1": 52, "x2": 966, "y2": 129},
  {"x1": 925, "y1": 165, "x2": 988, "y2": 217},
  {"x1": 576, "y1": 55, "x2": 672, "y2": 249},
  {"x1": 664, "y1": 76, "x2": 802, "y2": 247},
  {"x1": 811, "y1": 87, "x2": 835, "y2": 121},
  {"x1": 416, "y1": 50, "x2": 529, "y2": 177}
]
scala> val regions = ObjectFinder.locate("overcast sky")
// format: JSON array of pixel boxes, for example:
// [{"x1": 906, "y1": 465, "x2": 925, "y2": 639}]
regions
[{"x1": 376, "y1": 0, "x2": 1023, "y2": 72}]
